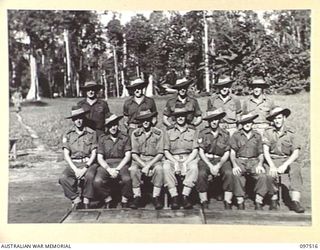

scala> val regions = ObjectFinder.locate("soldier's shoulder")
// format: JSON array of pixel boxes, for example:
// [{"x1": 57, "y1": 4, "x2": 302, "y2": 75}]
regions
[
  {"x1": 77, "y1": 99, "x2": 86, "y2": 105},
  {"x1": 133, "y1": 127, "x2": 143, "y2": 137},
  {"x1": 200, "y1": 127, "x2": 211, "y2": 135},
  {"x1": 124, "y1": 97, "x2": 134, "y2": 105},
  {"x1": 152, "y1": 127, "x2": 163, "y2": 135}
]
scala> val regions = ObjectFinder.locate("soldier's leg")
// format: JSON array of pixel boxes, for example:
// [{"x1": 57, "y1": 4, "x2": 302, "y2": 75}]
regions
[
  {"x1": 82, "y1": 163, "x2": 99, "y2": 206},
  {"x1": 119, "y1": 165, "x2": 133, "y2": 205},
  {"x1": 151, "y1": 162, "x2": 164, "y2": 209},
  {"x1": 220, "y1": 161, "x2": 233, "y2": 208},
  {"x1": 182, "y1": 158, "x2": 199, "y2": 209},
  {"x1": 288, "y1": 162, "x2": 304, "y2": 213},
  {"x1": 195, "y1": 160, "x2": 210, "y2": 205},
  {"x1": 59, "y1": 166, "x2": 81, "y2": 207},
  {"x1": 93, "y1": 166, "x2": 112, "y2": 205},
  {"x1": 163, "y1": 159, "x2": 179, "y2": 209},
  {"x1": 232, "y1": 159, "x2": 246, "y2": 209},
  {"x1": 129, "y1": 162, "x2": 142, "y2": 209}
]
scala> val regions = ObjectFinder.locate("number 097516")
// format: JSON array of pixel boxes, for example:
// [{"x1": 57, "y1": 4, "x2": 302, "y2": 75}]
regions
[{"x1": 300, "y1": 244, "x2": 318, "y2": 248}]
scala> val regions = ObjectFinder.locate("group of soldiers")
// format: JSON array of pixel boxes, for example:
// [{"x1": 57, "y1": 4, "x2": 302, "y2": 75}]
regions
[{"x1": 59, "y1": 75, "x2": 305, "y2": 214}]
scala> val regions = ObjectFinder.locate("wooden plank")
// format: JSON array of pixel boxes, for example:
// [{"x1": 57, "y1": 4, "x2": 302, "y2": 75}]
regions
[{"x1": 62, "y1": 210, "x2": 100, "y2": 223}]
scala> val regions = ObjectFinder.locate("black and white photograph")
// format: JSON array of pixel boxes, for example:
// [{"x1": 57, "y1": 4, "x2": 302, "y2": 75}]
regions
[{"x1": 7, "y1": 9, "x2": 311, "y2": 226}]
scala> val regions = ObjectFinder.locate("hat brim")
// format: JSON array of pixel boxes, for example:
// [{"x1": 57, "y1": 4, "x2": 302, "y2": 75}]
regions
[
  {"x1": 105, "y1": 115, "x2": 123, "y2": 127},
  {"x1": 65, "y1": 110, "x2": 89, "y2": 119},
  {"x1": 80, "y1": 85, "x2": 104, "y2": 91},
  {"x1": 126, "y1": 82, "x2": 148, "y2": 89},
  {"x1": 214, "y1": 80, "x2": 235, "y2": 88},
  {"x1": 238, "y1": 114, "x2": 259, "y2": 124},
  {"x1": 266, "y1": 109, "x2": 291, "y2": 121},
  {"x1": 172, "y1": 80, "x2": 192, "y2": 89},
  {"x1": 172, "y1": 110, "x2": 193, "y2": 117},
  {"x1": 203, "y1": 112, "x2": 226, "y2": 121},
  {"x1": 136, "y1": 111, "x2": 158, "y2": 121}
]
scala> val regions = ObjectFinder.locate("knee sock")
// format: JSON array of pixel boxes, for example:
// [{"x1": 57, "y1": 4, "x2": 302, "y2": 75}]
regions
[
  {"x1": 133, "y1": 187, "x2": 141, "y2": 198},
  {"x1": 237, "y1": 196, "x2": 244, "y2": 204},
  {"x1": 83, "y1": 197, "x2": 89, "y2": 204},
  {"x1": 153, "y1": 187, "x2": 161, "y2": 198},
  {"x1": 199, "y1": 192, "x2": 208, "y2": 203},
  {"x1": 104, "y1": 196, "x2": 112, "y2": 203},
  {"x1": 255, "y1": 194, "x2": 264, "y2": 204},
  {"x1": 271, "y1": 194, "x2": 278, "y2": 200},
  {"x1": 224, "y1": 191, "x2": 233, "y2": 204},
  {"x1": 72, "y1": 196, "x2": 81, "y2": 204},
  {"x1": 121, "y1": 196, "x2": 128, "y2": 203},
  {"x1": 291, "y1": 191, "x2": 301, "y2": 202},
  {"x1": 182, "y1": 186, "x2": 192, "y2": 196},
  {"x1": 169, "y1": 187, "x2": 178, "y2": 197}
]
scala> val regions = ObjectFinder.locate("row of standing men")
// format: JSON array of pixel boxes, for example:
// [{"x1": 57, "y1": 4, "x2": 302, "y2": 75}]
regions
[{"x1": 59, "y1": 76, "x2": 305, "y2": 213}]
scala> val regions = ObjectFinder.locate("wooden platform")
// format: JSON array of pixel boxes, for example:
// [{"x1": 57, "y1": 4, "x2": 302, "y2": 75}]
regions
[{"x1": 61, "y1": 203, "x2": 311, "y2": 225}]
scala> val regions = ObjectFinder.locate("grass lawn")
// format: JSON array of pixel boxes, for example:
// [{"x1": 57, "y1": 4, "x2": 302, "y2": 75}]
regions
[{"x1": 9, "y1": 92, "x2": 311, "y2": 213}]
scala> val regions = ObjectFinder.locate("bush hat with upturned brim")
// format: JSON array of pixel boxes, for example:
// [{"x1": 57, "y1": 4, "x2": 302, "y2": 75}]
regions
[
  {"x1": 248, "y1": 77, "x2": 269, "y2": 88},
  {"x1": 80, "y1": 81, "x2": 104, "y2": 91},
  {"x1": 104, "y1": 114, "x2": 123, "y2": 127},
  {"x1": 238, "y1": 113, "x2": 259, "y2": 124},
  {"x1": 65, "y1": 106, "x2": 89, "y2": 119},
  {"x1": 172, "y1": 77, "x2": 192, "y2": 89},
  {"x1": 203, "y1": 108, "x2": 226, "y2": 121},
  {"x1": 171, "y1": 107, "x2": 193, "y2": 117},
  {"x1": 266, "y1": 107, "x2": 291, "y2": 121},
  {"x1": 135, "y1": 109, "x2": 158, "y2": 121},
  {"x1": 126, "y1": 78, "x2": 148, "y2": 90},
  {"x1": 213, "y1": 76, "x2": 235, "y2": 88}
]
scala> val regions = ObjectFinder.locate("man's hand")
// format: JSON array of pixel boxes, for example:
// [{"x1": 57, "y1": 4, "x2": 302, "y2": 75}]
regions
[
  {"x1": 277, "y1": 163, "x2": 288, "y2": 174},
  {"x1": 232, "y1": 165, "x2": 242, "y2": 176},
  {"x1": 174, "y1": 162, "x2": 181, "y2": 175},
  {"x1": 75, "y1": 168, "x2": 87, "y2": 179},
  {"x1": 209, "y1": 163, "x2": 220, "y2": 176},
  {"x1": 141, "y1": 166, "x2": 150, "y2": 175},
  {"x1": 107, "y1": 168, "x2": 118, "y2": 179},
  {"x1": 255, "y1": 165, "x2": 266, "y2": 174}
]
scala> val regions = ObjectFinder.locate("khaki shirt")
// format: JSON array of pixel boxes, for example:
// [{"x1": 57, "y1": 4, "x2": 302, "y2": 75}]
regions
[
  {"x1": 242, "y1": 95, "x2": 274, "y2": 123},
  {"x1": 62, "y1": 126, "x2": 97, "y2": 159},
  {"x1": 98, "y1": 131, "x2": 131, "y2": 159},
  {"x1": 262, "y1": 126, "x2": 301, "y2": 156},
  {"x1": 78, "y1": 99, "x2": 110, "y2": 131},
  {"x1": 198, "y1": 127, "x2": 230, "y2": 156},
  {"x1": 164, "y1": 125, "x2": 199, "y2": 155},
  {"x1": 163, "y1": 95, "x2": 202, "y2": 124},
  {"x1": 123, "y1": 96, "x2": 157, "y2": 124},
  {"x1": 131, "y1": 127, "x2": 164, "y2": 156},
  {"x1": 230, "y1": 129, "x2": 263, "y2": 158},
  {"x1": 207, "y1": 94, "x2": 241, "y2": 124}
]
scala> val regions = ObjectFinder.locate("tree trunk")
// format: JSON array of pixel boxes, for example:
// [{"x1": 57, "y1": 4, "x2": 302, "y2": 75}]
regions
[
  {"x1": 64, "y1": 29, "x2": 72, "y2": 96},
  {"x1": 121, "y1": 33, "x2": 129, "y2": 98},
  {"x1": 145, "y1": 74, "x2": 153, "y2": 97},
  {"x1": 26, "y1": 52, "x2": 40, "y2": 101},
  {"x1": 113, "y1": 45, "x2": 120, "y2": 98},
  {"x1": 203, "y1": 11, "x2": 210, "y2": 92},
  {"x1": 103, "y1": 71, "x2": 108, "y2": 100}
]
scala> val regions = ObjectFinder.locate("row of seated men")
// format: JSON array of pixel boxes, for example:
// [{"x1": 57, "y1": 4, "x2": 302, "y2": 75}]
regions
[{"x1": 59, "y1": 103, "x2": 305, "y2": 213}]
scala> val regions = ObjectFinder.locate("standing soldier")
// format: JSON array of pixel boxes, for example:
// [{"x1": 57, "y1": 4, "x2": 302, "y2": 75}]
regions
[
  {"x1": 196, "y1": 108, "x2": 233, "y2": 209},
  {"x1": 263, "y1": 107, "x2": 304, "y2": 213},
  {"x1": 78, "y1": 81, "x2": 110, "y2": 139},
  {"x1": 59, "y1": 106, "x2": 98, "y2": 210},
  {"x1": 163, "y1": 107, "x2": 199, "y2": 210},
  {"x1": 93, "y1": 114, "x2": 133, "y2": 208},
  {"x1": 123, "y1": 78, "x2": 157, "y2": 135},
  {"x1": 163, "y1": 78, "x2": 202, "y2": 128},
  {"x1": 242, "y1": 77, "x2": 274, "y2": 135},
  {"x1": 207, "y1": 75, "x2": 241, "y2": 136},
  {"x1": 230, "y1": 113, "x2": 269, "y2": 210},
  {"x1": 129, "y1": 110, "x2": 164, "y2": 210}
]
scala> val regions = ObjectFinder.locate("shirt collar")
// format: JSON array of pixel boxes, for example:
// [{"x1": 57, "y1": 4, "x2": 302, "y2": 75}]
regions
[{"x1": 250, "y1": 95, "x2": 266, "y2": 103}]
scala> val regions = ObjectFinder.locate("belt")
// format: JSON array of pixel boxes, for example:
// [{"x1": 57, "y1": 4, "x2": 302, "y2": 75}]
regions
[
  {"x1": 205, "y1": 153, "x2": 221, "y2": 159},
  {"x1": 270, "y1": 154, "x2": 289, "y2": 159},
  {"x1": 220, "y1": 123, "x2": 237, "y2": 129},
  {"x1": 238, "y1": 156, "x2": 258, "y2": 160},
  {"x1": 72, "y1": 157, "x2": 89, "y2": 163},
  {"x1": 128, "y1": 123, "x2": 139, "y2": 129}
]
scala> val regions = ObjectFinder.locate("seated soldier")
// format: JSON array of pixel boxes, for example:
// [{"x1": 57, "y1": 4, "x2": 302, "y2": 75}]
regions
[
  {"x1": 59, "y1": 106, "x2": 98, "y2": 210},
  {"x1": 196, "y1": 108, "x2": 233, "y2": 209},
  {"x1": 163, "y1": 107, "x2": 199, "y2": 210},
  {"x1": 129, "y1": 110, "x2": 164, "y2": 210},
  {"x1": 93, "y1": 114, "x2": 133, "y2": 208},
  {"x1": 230, "y1": 113, "x2": 269, "y2": 210},
  {"x1": 263, "y1": 107, "x2": 304, "y2": 213}
]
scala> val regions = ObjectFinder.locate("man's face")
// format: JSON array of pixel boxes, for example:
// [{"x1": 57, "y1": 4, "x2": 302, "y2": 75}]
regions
[
  {"x1": 219, "y1": 86, "x2": 230, "y2": 96},
  {"x1": 178, "y1": 87, "x2": 187, "y2": 98},
  {"x1": 209, "y1": 119, "x2": 220, "y2": 130},
  {"x1": 176, "y1": 115, "x2": 187, "y2": 126},
  {"x1": 273, "y1": 114, "x2": 285, "y2": 129},
  {"x1": 252, "y1": 87, "x2": 263, "y2": 97},
  {"x1": 108, "y1": 122, "x2": 119, "y2": 135},
  {"x1": 86, "y1": 88, "x2": 97, "y2": 99},
  {"x1": 134, "y1": 87, "x2": 144, "y2": 98},
  {"x1": 242, "y1": 121, "x2": 253, "y2": 132},
  {"x1": 73, "y1": 116, "x2": 84, "y2": 128},
  {"x1": 142, "y1": 118, "x2": 152, "y2": 130}
]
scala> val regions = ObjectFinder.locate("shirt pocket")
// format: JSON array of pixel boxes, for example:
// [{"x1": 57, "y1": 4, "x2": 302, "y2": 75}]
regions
[{"x1": 281, "y1": 140, "x2": 292, "y2": 155}]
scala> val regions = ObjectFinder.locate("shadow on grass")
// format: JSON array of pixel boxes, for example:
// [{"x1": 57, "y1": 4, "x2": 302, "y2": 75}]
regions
[{"x1": 21, "y1": 101, "x2": 49, "y2": 107}]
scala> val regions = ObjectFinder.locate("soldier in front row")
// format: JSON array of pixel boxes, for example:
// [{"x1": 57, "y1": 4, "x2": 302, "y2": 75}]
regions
[
  {"x1": 263, "y1": 107, "x2": 305, "y2": 213},
  {"x1": 94, "y1": 114, "x2": 133, "y2": 208},
  {"x1": 59, "y1": 106, "x2": 98, "y2": 210},
  {"x1": 230, "y1": 113, "x2": 270, "y2": 210},
  {"x1": 129, "y1": 110, "x2": 165, "y2": 210},
  {"x1": 163, "y1": 108, "x2": 199, "y2": 210},
  {"x1": 196, "y1": 108, "x2": 233, "y2": 209}
]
